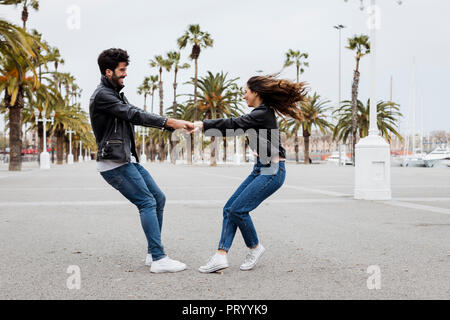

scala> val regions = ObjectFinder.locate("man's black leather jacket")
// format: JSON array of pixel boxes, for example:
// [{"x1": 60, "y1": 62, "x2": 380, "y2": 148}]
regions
[
  {"x1": 202, "y1": 103, "x2": 286, "y2": 164},
  {"x1": 89, "y1": 75, "x2": 171, "y2": 163}
]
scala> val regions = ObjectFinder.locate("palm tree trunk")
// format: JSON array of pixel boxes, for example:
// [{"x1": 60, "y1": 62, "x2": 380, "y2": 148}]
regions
[
  {"x1": 56, "y1": 124, "x2": 64, "y2": 165},
  {"x1": 303, "y1": 128, "x2": 310, "y2": 165},
  {"x1": 8, "y1": 87, "x2": 24, "y2": 171},
  {"x1": 244, "y1": 137, "x2": 249, "y2": 162},
  {"x1": 173, "y1": 68, "x2": 178, "y2": 117},
  {"x1": 158, "y1": 74, "x2": 164, "y2": 162},
  {"x1": 188, "y1": 59, "x2": 199, "y2": 165},
  {"x1": 351, "y1": 59, "x2": 361, "y2": 166},
  {"x1": 37, "y1": 121, "x2": 43, "y2": 165},
  {"x1": 294, "y1": 133, "x2": 299, "y2": 163},
  {"x1": 5, "y1": 87, "x2": 24, "y2": 171},
  {"x1": 223, "y1": 137, "x2": 227, "y2": 162},
  {"x1": 194, "y1": 58, "x2": 198, "y2": 121},
  {"x1": 171, "y1": 68, "x2": 178, "y2": 164}
]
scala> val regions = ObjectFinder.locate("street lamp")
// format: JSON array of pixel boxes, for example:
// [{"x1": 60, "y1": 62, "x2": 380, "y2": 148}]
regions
[
  {"x1": 352, "y1": 0, "x2": 401, "y2": 200},
  {"x1": 34, "y1": 110, "x2": 55, "y2": 170},
  {"x1": 78, "y1": 140, "x2": 83, "y2": 163},
  {"x1": 140, "y1": 126, "x2": 149, "y2": 163},
  {"x1": 65, "y1": 128, "x2": 75, "y2": 164},
  {"x1": 334, "y1": 24, "x2": 346, "y2": 166}
]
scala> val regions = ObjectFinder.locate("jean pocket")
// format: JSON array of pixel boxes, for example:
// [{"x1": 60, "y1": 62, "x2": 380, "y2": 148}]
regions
[{"x1": 102, "y1": 173, "x2": 123, "y2": 190}]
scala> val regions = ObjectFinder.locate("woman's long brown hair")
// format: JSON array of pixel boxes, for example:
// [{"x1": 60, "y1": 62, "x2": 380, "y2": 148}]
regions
[{"x1": 246, "y1": 75, "x2": 307, "y2": 122}]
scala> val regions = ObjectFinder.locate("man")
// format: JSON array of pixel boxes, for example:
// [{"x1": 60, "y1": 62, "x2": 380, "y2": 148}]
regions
[{"x1": 89, "y1": 48, "x2": 193, "y2": 273}]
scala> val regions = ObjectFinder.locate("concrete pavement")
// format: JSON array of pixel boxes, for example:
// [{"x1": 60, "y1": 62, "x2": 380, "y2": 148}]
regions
[{"x1": 0, "y1": 160, "x2": 449, "y2": 299}]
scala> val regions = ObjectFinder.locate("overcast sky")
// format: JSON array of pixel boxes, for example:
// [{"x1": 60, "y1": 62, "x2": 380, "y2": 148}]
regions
[{"x1": 1, "y1": 0, "x2": 449, "y2": 134}]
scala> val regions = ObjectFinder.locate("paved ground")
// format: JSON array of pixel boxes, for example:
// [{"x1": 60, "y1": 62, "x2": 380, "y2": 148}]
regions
[{"x1": 0, "y1": 160, "x2": 449, "y2": 299}]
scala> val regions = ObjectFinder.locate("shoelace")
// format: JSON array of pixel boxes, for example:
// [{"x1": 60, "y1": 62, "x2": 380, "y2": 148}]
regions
[{"x1": 243, "y1": 252, "x2": 256, "y2": 265}]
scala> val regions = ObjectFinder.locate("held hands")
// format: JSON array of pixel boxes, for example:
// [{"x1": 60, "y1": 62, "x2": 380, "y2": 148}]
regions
[{"x1": 166, "y1": 118, "x2": 196, "y2": 134}]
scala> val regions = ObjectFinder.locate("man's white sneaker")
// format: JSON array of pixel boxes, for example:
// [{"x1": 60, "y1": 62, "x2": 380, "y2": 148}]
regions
[
  {"x1": 145, "y1": 254, "x2": 153, "y2": 266},
  {"x1": 240, "y1": 244, "x2": 265, "y2": 271},
  {"x1": 150, "y1": 256, "x2": 187, "y2": 273},
  {"x1": 199, "y1": 253, "x2": 229, "y2": 273}
]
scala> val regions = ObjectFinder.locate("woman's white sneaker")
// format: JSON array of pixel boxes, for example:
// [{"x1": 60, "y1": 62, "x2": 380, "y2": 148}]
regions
[
  {"x1": 150, "y1": 256, "x2": 187, "y2": 273},
  {"x1": 199, "y1": 253, "x2": 229, "y2": 273},
  {"x1": 145, "y1": 254, "x2": 153, "y2": 266},
  {"x1": 240, "y1": 244, "x2": 265, "y2": 271}
]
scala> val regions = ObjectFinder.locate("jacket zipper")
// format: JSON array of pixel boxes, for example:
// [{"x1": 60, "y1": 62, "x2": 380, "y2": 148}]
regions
[
  {"x1": 106, "y1": 140, "x2": 122, "y2": 144},
  {"x1": 114, "y1": 118, "x2": 117, "y2": 133}
]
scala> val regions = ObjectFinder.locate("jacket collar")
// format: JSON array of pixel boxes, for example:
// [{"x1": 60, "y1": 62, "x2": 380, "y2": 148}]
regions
[
  {"x1": 100, "y1": 75, "x2": 124, "y2": 93},
  {"x1": 254, "y1": 103, "x2": 268, "y2": 110}
]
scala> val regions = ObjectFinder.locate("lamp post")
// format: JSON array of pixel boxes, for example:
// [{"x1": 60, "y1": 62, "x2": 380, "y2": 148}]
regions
[
  {"x1": 78, "y1": 140, "x2": 83, "y2": 163},
  {"x1": 65, "y1": 128, "x2": 75, "y2": 164},
  {"x1": 34, "y1": 110, "x2": 55, "y2": 170},
  {"x1": 354, "y1": 0, "x2": 395, "y2": 200},
  {"x1": 334, "y1": 24, "x2": 346, "y2": 166},
  {"x1": 139, "y1": 127, "x2": 149, "y2": 163}
]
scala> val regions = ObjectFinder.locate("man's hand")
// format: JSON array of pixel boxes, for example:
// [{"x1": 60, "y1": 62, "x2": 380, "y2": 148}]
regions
[{"x1": 166, "y1": 118, "x2": 195, "y2": 133}]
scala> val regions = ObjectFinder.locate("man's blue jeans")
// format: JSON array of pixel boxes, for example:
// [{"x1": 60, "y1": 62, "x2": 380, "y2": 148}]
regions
[
  {"x1": 100, "y1": 163, "x2": 166, "y2": 261},
  {"x1": 218, "y1": 159, "x2": 286, "y2": 252}
]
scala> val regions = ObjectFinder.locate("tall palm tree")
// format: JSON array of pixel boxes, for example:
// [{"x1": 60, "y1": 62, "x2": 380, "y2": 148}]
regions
[
  {"x1": 149, "y1": 55, "x2": 173, "y2": 162},
  {"x1": 346, "y1": 34, "x2": 370, "y2": 164},
  {"x1": 137, "y1": 76, "x2": 151, "y2": 112},
  {"x1": 0, "y1": 0, "x2": 39, "y2": 29},
  {"x1": 177, "y1": 24, "x2": 214, "y2": 122},
  {"x1": 185, "y1": 71, "x2": 243, "y2": 166},
  {"x1": 283, "y1": 49, "x2": 309, "y2": 163},
  {"x1": 283, "y1": 49, "x2": 309, "y2": 83},
  {"x1": 166, "y1": 50, "x2": 190, "y2": 118},
  {"x1": 332, "y1": 99, "x2": 403, "y2": 145},
  {"x1": 0, "y1": 23, "x2": 42, "y2": 171},
  {"x1": 295, "y1": 93, "x2": 333, "y2": 164},
  {"x1": 137, "y1": 76, "x2": 152, "y2": 157}
]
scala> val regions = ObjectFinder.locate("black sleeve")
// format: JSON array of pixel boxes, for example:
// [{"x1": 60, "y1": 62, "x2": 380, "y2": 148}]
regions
[
  {"x1": 94, "y1": 89, "x2": 168, "y2": 130},
  {"x1": 202, "y1": 109, "x2": 265, "y2": 136}
]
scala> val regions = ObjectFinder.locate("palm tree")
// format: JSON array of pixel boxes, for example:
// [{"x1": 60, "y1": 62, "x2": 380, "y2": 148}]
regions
[
  {"x1": 137, "y1": 76, "x2": 151, "y2": 112},
  {"x1": 166, "y1": 50, "x2": 190, "y2": 118},
  {"x1": 185, "y1": 71, "x2": 243, "y2": 166},
  {"x1": 177, "y1": 24, "x2": 214, "y2": 122},
  {"x1": 346, "y1": 34, "x2": 370, "y2": 164},
  {"x1": 0, "y1": 24, "x2": 42, "y2": 170},
  {"x1": 296, "y1": 93, "x2": 334, "y2": 164},
  {"x1": 149, "y1": 55, "x2": 173, "y2": 162},
  {"x1": 332, "y1": 99, "x2": 403, "y2": 145},
  {"x1": 283, "y1": 49, "x2": 309, "y2": 83},
  {"x1": 283, "y1": 49, "x2": 309, "y2": 163},
  {"x1": 137, "y1": 75, "x2": 158, "y2": 161},
  {"x1": 0, "y1": 0, "x2": 39, "y2": 29}
]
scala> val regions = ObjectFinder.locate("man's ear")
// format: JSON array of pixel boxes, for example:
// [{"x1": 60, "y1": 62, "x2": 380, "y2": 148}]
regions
[{"x1": 105, "y1": 69, "x2": 113, "y2": 78}]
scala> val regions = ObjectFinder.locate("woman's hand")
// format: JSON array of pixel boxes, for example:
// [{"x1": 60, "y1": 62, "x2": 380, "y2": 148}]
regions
[{"x1": 193, "y1": 121, "x2": 203, "y2": 132}]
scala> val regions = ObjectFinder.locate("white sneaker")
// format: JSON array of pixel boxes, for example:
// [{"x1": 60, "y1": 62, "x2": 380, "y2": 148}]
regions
[
  {"x1": 199, "y1": 253, "x2": 229, "y2": 273},
  {"x1": 145, "y1": 254, "x2": 153, "y2": 266},
  {"x1": 240, "y1": 244, "x2": 265, "y2": 271},
  {"x1": 150, "y1": 256, "x2": 187, "y2": 273}
]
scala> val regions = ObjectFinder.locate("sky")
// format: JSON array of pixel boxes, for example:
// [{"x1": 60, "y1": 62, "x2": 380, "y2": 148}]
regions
[{"x1": 1, "y1": 0, "x2": 450, "y2": 135}]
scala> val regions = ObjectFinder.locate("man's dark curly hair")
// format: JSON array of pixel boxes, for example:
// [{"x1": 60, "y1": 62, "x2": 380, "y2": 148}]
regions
[{"x1": 97, "y1": 48, "x2": 130, "y2": 75}]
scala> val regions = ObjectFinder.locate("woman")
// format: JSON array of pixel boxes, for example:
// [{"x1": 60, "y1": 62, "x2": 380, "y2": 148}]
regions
[{"x1": 194, "y1": 75, "x2": 307, "y2": 273}]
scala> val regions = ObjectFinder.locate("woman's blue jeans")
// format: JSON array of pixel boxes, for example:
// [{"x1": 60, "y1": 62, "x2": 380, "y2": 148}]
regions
[
  {"x1": 218, "y1": 159, "x2": 286, "y2": 252},
  {"x1": 100, "y1": 163, "x2": 166, "y2": 261}
]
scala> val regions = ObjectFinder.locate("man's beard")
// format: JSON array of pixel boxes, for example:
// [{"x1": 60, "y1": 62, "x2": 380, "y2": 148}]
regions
[{"x1": 111, "y1": 73, "x2": 124, "y2": 88}]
